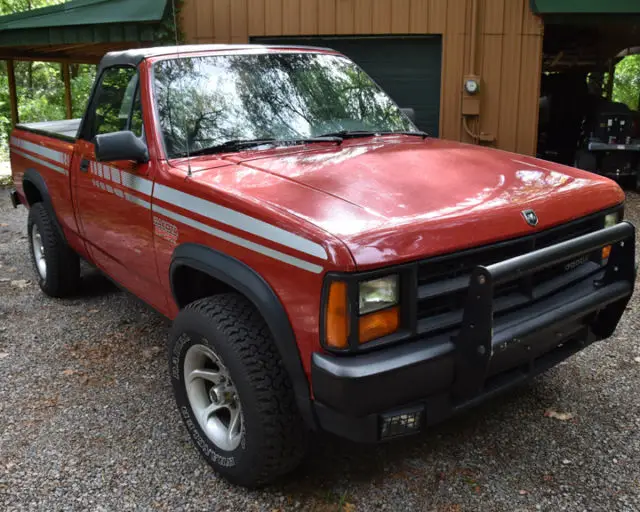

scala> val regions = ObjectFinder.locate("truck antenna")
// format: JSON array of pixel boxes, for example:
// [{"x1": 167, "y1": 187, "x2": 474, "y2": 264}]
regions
[{"x1": 171, "y1": 0, "x2": 192, "y2": 177}]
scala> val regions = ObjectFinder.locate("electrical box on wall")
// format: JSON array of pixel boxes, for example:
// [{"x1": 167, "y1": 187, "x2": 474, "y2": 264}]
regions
[
  {"x1": 461, "y1": 74, "x2": 495, "y2": 143},
  {"x1": 462, "y1": 74, "x2": 481, "y2": 116},
  {"x1": 462, "y1": 96, "x2": 481, "y2": 116}
]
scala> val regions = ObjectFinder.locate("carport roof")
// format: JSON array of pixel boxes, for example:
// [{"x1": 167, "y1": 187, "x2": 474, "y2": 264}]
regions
[
  {"x1": 538, "y1": 0, "x2": 640, "y2": 71},
  {"x1": 531, "y1": 0, "x2": 640, "y2": 14},
  {"x1": 0, "y1": 0, "x2": 169, "y2": 62}
]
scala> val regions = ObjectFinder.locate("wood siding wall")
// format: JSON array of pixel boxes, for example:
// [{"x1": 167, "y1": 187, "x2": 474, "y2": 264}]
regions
[{"x1": 180, "y1": 0, "x2": 543, "y2": 155}]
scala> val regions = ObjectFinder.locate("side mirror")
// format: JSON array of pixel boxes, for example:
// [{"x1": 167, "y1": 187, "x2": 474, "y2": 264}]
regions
[
  {"x1": 400, "y1": 107, "x2": 416, "y2": 122},
  {"x1": 94, "y1": 131, "x2": 149, "y2": 163}
]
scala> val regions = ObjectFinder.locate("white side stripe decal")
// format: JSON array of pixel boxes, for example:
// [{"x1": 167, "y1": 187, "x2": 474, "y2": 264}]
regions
[
  {"x1": 124, "y1": 192, "x2": 151, "y2": 210},
  {"x1": 121, "y1": 170, "x2": 153, "y2": 196},
  {"x1": 153, "y1": 205, "x2": 323, "y2": 274},
  {"x1": 16, "y1": 141, "x2": 325, "y2": 274},
  {"x1": 11, "y1": 136, "x2": 66, "y2": 164},
  {"x1": 153, "y1": 183, "x2": 328, "y2": 261},
  {"x1": 84, "y1": 160, "x2": 325, "y2": 266},
  {"x1": 13, "y1": 148, "x2": 68, "y2": 175}
]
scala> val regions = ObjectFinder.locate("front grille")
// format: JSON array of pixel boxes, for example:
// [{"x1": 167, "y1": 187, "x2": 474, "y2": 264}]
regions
[{"x1": 416, "y1": 215, "x2": 605, "y2": 337}]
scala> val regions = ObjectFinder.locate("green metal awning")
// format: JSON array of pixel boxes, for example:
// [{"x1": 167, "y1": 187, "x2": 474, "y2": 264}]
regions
[
  {"x1": 0, "y1": 0, "x2": 169, "y2": 60},
  {"x1": 538, "y1": 0, "x2": 640, "y2": 70},
  {"x1": 531, "y1": 0, "x2": 640, "y2": 14}
]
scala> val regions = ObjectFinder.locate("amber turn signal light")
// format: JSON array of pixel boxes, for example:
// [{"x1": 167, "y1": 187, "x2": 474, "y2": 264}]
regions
[
  {"x1": 325, "y1": 281, "x2": 349, "y2": 349},
  {"x1": 359, "y1": 306, "x2": 400, "y2": 344},
  {"x1": 602, "y1": 245, "x2": 612, "y2": 260}
]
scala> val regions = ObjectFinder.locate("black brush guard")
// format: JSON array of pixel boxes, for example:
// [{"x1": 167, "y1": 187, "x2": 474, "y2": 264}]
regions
[
  {"x1": 452, "y1": 221, "x2": 636, "y2": 401},
  {"x1": 311, "y1": 221, "x2": 635, "y2": 442}
]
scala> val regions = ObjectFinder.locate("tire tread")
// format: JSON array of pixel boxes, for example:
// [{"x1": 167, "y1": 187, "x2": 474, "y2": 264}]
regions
[
  {"x1": 176, "y1": 293, "x2": 307, "y2": 486},
  {"x1": 28, "y1": 203, "x2": 80, "y2": 297}
]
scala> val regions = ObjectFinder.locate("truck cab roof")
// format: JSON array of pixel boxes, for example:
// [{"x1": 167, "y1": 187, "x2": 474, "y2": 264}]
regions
[{"x1": 99, "y1": 44, "x2": 336, "y2": 70}]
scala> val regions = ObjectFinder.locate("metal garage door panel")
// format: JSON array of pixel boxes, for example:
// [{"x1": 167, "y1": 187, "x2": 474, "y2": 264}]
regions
[{"x1": 254, "y1": 36, "x2": 442, "y2": 136}]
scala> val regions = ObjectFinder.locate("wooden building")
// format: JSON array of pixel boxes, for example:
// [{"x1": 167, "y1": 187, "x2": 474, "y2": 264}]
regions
[{"x1": 180, "y1": 0, "x2": 544, "y2": 155}]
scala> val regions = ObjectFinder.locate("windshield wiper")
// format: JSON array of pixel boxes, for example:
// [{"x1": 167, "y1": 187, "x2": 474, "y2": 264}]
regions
[
  {"x1": 184, "y1": 136, "x2": 342, "y2": 157},
  {"x1": 380, "y1": 130, "x2": 429, "y2": 138},
  {"x1": 275, "y1": 136, "x2": 343, "y2": 146},
  {"x1": 318, "y1": 130, "x2": 429, "y2": 140},
  {"x1": 187, "y1": 138, "x2": 278, "y2": 157},
  {"x1": 317, "y1": 130, "x2": 380, "y2": 139}
]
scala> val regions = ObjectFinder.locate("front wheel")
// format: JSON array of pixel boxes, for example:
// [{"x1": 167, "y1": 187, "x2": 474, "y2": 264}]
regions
[{"x1": 168, "y1": 293, "x2": 307, "y2": 487}]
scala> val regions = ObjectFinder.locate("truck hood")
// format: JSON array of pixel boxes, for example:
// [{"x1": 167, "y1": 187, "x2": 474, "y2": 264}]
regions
[{"x1": 196, "y1": 137, "x2": 625, "y2": 268}]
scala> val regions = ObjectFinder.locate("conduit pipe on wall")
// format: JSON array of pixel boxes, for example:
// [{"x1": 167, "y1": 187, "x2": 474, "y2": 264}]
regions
[{"x1": 463, "y1": 0, "x2": 495, "y2": 143}]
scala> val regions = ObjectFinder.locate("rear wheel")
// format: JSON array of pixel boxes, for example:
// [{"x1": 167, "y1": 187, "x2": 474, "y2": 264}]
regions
[
  {"x1": 27, "y1": 203, "x2": 80, "y2": 297},
  {"x1": 168, "y1": 293, "x2": 307, "y2": 487}
]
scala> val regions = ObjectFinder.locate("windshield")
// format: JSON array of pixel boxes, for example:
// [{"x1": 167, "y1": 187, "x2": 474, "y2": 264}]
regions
[{"x1": 153, "y1": 52, "x2": 416, "y2": 158}]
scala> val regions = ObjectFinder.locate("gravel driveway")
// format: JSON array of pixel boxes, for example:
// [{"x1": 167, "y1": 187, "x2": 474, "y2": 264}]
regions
[{"x1": 1, "y1": 189, "x2": 639, "y2": 512}]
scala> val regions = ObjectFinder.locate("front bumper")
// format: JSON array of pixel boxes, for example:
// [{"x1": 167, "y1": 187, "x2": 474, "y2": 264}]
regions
[{"x1": 312, "y1": 222, "x2": 636, "y2": 442}]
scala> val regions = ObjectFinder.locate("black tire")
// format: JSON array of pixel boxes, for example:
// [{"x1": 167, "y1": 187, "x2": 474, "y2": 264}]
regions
[
  {"x1": 168, "y1": 293, "x2": 307, "y2": 487},
  {"x1": 27, "y1": 203, "x2": 80, "y2": 298}
]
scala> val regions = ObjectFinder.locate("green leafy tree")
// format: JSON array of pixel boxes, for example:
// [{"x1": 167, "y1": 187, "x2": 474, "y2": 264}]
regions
[
  {"x1": 0, "y1": 0, "x2": 173, "y2": 162},
  {"x1": 0, "y1": 0, "x2": 64, "y2": 15},
  {"x1": 612, "y1": 55, "x2": 640, "y2": 111},
  {"x1": 0, "y1": 0, "x2": 180, "y2": 161},
  {"x1": 0, "y1": 0, "x2": 68, "y2": 159}
]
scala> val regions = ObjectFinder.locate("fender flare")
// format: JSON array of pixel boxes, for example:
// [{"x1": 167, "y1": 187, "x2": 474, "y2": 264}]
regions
[
  {"x1": 23, "y1": 168, "x2": 52, "y2": 206},
  {"x1": 169, "y1": 243, "x2": 318, "y2": 430},
  {"x1": 22, "y1": 168, "x2": 66, "y2": 241}
]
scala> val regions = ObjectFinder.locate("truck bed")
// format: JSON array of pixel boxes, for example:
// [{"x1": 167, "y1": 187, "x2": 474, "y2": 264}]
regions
[{"x1": 16, "y1": 119, "x2": 80, "y2": 142}]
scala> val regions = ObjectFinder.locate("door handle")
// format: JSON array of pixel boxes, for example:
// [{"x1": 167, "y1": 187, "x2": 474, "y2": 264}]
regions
[{"x1": 80, "y1": 159, "x2": 90, "y2": 172}]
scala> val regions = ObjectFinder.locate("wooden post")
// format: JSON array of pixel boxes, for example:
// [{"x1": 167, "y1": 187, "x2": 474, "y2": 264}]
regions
[
  {"x1": 6, "y1": 59, "x2": 18, "y2": 126},
  {"x1": 61, "y1": 62, "x2": 72, "y2": 119}
]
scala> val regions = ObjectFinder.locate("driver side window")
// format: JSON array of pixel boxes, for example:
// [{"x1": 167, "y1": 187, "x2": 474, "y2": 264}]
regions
[{"x1": 91, "y1": 67, "x2": 142, "y2": 138}]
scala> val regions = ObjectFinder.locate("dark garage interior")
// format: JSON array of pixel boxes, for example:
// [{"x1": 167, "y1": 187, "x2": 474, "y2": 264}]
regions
[{"x1": 537, "y1": 15, "x2": 640, "y2": 187}]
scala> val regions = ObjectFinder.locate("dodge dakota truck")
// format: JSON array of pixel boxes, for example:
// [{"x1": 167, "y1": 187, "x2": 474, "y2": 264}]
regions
[{"x1": 8, "y1": 45, "x2": 636, "y2": 487}]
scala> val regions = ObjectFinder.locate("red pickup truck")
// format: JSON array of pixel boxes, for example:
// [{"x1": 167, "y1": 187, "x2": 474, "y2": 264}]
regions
[{"x1": 8, "y1": 45, "x2": 636, "y2": 487}]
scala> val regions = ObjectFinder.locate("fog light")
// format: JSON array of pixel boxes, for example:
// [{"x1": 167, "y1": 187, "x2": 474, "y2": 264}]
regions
[{"x1": 380, "y1": 406, "x2": 424, "y2": 439}]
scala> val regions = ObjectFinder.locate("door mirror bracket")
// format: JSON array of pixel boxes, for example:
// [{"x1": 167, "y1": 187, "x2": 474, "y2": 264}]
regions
[{"x1": 400, "y1": 107, "x2": 416, "y2": 122}]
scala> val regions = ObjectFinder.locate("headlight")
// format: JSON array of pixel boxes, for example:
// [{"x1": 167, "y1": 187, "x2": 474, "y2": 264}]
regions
[
  {"x1": 358, "y1": 275, "x2": 399, "y2": 315},
  {"x1": 324, "y1": 274, "x2": 402, "y2": 351},
  {"x1": 603, "y1": 211, "x2": 622, "y2": 260},
  {"x1": 604, "y1": 212, "x2": 620, "y2": 228}
]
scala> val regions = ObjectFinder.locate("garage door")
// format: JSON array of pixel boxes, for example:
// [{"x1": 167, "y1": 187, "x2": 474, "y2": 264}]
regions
[{"x1": 254, "y1": 36, "x2": 442, "y2": 136}]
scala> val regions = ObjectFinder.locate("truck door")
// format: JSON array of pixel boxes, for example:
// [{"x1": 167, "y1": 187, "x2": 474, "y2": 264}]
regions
[{"x1": 71, "y1": 65, "x2": 167, "y2": 312}]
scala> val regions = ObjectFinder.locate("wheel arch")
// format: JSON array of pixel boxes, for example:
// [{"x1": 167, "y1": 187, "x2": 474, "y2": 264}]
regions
[{"x1": 169, "y1": 243, "x2": 318, "y2": 430}]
